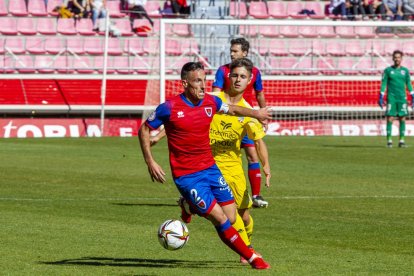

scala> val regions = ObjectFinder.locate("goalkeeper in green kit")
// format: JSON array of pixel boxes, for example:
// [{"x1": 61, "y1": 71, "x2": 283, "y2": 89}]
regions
[{"x1": 378, "y1": 50, "x2": 414, "y2": 148}]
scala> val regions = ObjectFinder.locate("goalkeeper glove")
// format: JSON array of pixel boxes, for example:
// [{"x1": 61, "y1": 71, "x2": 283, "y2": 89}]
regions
[{"x1": 378, "y1": 94, "x2": 384, "y2": 109}]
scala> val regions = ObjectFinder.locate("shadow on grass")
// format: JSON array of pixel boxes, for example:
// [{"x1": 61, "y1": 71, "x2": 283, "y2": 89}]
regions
[
  {"x1": 41, "y1": 256, "x2": 239, "y2": 269},
  {"x1": 321, "y1": 144, "x2": 384, "y2": 148},
  {"x1": 112, "y1": 203, "x2": 178, "y2": 207}
]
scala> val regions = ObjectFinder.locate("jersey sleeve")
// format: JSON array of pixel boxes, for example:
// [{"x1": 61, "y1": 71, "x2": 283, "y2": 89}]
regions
[
  {"x1": 380, "y1": 68, "x2": 389, "y2": 93},
  {"x1": 213, "y1": 95, "x2": 229, "y2": 113},
  {"x1": 145, "y1": 102, "x2": 171, "y2": 130},
  {"x1": 212, "y1": 67, "x2": 225, "y2": 89},
  {"x1": 254, "y1": 69, "x2": 264, "y2": 93},
  {"x1": 245, "y1": 118, "x2": 266, "y2": 141}
]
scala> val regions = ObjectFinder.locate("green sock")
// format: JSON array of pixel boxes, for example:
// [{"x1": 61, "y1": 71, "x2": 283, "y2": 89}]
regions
[
  {"x1": 399, "y1": 120, "x2": 406, "y2": 142},
  {"x1": 386, "y1": 121, "x2": 393, "y2": 142}
]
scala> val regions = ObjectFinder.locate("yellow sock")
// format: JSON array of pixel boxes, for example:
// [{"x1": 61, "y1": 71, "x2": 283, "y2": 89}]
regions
[
  {"x1": 245, "y1": 215, "x2": 254, "y2": 245},
  {"x1": 232, "y1": 213, "x2": 250, "y2": 246}
]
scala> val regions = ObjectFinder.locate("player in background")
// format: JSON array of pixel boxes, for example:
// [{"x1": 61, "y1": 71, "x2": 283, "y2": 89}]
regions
[
  {"x1": 139, "y1": 62, "x2": 271, "y2": 269},
  {"x1": 212, "y1": 37, "x2": 268, "y2": 208},
  {"x1": 378, "y1": 50, "x2": 414, "y2": 148},
  {"x1": 210, "y1": 58, "x2": 271, "y2": 264}
]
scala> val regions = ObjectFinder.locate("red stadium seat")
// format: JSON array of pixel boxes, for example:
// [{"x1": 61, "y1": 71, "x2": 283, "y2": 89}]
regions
[
  {"x1": 230, "y1": 1, "x2": 248, "y2": 18},
  {"x1": 375, "y1": 58, "x2": 390, "y2": 74},
  {"x1": 318, "y1": 26, "x2": 336, "y2": 38},
  {"x1": 402, "y1": 41, "x2": 414, "y2": 56},
  {"x1": 73, "y1": 56, "x2": 95, "y2": 74},
  {"x1": 165, "y1": 39, "x2": 181, "y2": 56},
  {"x1": 0, "y1": 57, "x2": 15, "y2": 73},
  {"x1": 9, "y1": 0, "x2": 28, "y2": 16},
  {"x1": 317, "y1": 58, "x2": 339, "y2": 75},
  {"x1": 37, "y1": 18, "x2": 57, "y2": 35},
  {"x1": 367, "y1": 40, "x2": 384, "y2": 56},
  {"x1": 356, "y1": 59, "x2": 375, "y2": 75},
  {"x1": 107, "y1": 37, "x2": 124, "y2": 55},
  {"x1": 298, "y1": 57, "x2": 317, "y2": 75},
  {"x1": 145, "y1": 1, "x2": 162, "y2": 18},
  {"x1": 113, "y1": 19, "x2": 134, "y2": 36},
  {"x1": 326, "y1": 41, "x2": 346, "y2": 56},
  {"x1": 336, "y1": 26, "x2": 356, "y2": 38},
  {"x1": 124, "y1": 38, "x2": 144, "y2": 55},
  {"x1": 280, "y1": 57, "x2": 300, "y2": 75},
  {"x1": 0, "y1": 0, "x2": 8, "y2": 16},
  {"x1": 94, "y1": 56, "x2": 116, "y2": 74},
  {"x1": 0, "y1": 38, "x2": 4, "y2": 54},
  {"x1": 114, "y1": 56, "x2": 133, "y2": 74},
  {"x1": 259, "y1": 25, "x2": 279, "y2": 38},
  {"x1": 28, "y1": 0, "x2": 48, "y2": 16},
  {"x1": 312, "y1": 40, "x2": 326, "y2": 56},
  {"x1": 337, "y1": 57, "x2": 358, "y2": 75},
  {"x1": 299, "y1": 26, "x2": 318, "y2": 38},
  {"x1": 15, "y1": 55, "x2": 35, "y2": 73},
  {"x1": 279, "y1": 25, "x2": 299, "y2": 38},
  {"x1": 45, "y1": 37, "x2": 66, "y2": 54},
  {"x1": 107, "y1": 0, "x2": 126, "y2": 17},
  {"x1": 173, "y1": 24, "x2": 191, "y2": 36},
  {"x1": 26, "y1": 37, "x2": 46, "y2": 54},
  {"x1": 287, "y1": 2, "x2": 306, "y2": 19},
  {"x1": 289, "y1": 40, "x2": 311, "y2": 56},
  {"x1": 55, "y1": 56, "x2": 75, "y2": 74},
  {"x1": 35, "y1": 55, "x2": 57, "y2": 74},
  {"x1": 239, "y1": 25, "x2": 259, "y2": 37},
  {"x1": 142, "y1": 39, "x2": 159, "y2": 55},
  {"x1": 0, "y1": 17, "x2": 18, "y2": 35},
  {"x1": 355, "y1": 26, "x2": 376, "y2": 38},
  {"x1": 5, "y1": 37, "x2": 25, "y2": 54},
  {"x1": 84, "y1": 37, "x2": 104, "y2": 55},
  {"x1": 384, "y1": 40, "x2": 402, "y2": 56},
  {"x1": 67, "y1": 38, "x2": 85, "y2": 54},
  {"x1": 47, "y1": 0, "x2": 62, "y2": 15},
  {"x1": 268, "y1": 40, "x2": 288, "y2": 56},
  {"x1": 134, "y1": 56, "x2": 153, "y2": 74},
  {"x1": 345, "y1": 40, "x2": 365, "y2": 56},
  {"x1": 268, "y1": 1, "x2": 287, "y2": 19},
  {"x1": 76, "y1": 19, "x2": 95, "y2": 35},
  {"x1": 266, "y1": 57, "x2": 281, "y2": 75},
  {"x1": 17, "y1": 17, "x2": 37, "y2": 35},
  {"x1": 248, "y1": 1, "x2": 269, "y2": 19},
  {"x1": 305, "y1": 2, "x2": 325, "y2": 19},
  {"x1": 258, "y1": 40, "x2": 269, "y2": 55},
  {"x1": 181, "y1": 39, "x2": 199, "y2": 55},
  {"x1": 57, "y1": 18, "x2": 77, "y2": 35}
]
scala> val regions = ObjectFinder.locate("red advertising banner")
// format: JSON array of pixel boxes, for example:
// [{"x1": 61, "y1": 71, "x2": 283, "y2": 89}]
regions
[{"x1": 1, "y1": 119, "x2": 414, "y2": 138}]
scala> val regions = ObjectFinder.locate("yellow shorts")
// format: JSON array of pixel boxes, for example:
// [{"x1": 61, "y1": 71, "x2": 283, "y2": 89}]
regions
[{"x1": 222, "y1": 170, "x2": 252, "y2": 210}]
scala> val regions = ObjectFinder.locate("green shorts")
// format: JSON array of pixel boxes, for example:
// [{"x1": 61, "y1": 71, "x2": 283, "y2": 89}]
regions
[{"x1": 386, "y1": 102, "x2": 409, "y2": 117}]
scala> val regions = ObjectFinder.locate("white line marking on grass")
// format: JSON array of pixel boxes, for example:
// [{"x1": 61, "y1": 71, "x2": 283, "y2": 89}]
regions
[{"x1": 0, "y1": 195, "x2": 413, "y2": 202}]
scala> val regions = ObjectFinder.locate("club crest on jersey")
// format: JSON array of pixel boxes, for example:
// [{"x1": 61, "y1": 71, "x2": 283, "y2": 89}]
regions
[
  {"x1": 205, "y1": 107, "x2": 213, "y2": 117},
  {"x1": 238, "y1": 117, "x2": 244, "y2": 123},
  {"x1": 177, "y1": 111, "x2": 184, "y2": 118},
  {"x1": 147, "y1": 111, "x2": 156, "y2": 121},
  {"x1": 190, "y1": 189, "x2": 206, "y2": 209},
  {"x1": 218, "y1": 176, "x2": 228, "y2": 187},
  {"x1": 401, "y1": 70, "x2": 406, "y2": 75}
]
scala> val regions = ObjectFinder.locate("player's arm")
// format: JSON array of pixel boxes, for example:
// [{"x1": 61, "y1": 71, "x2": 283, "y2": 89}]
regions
[
  {"x1": 379, "y1": 69, "x2": 388, "y2": 108},
  {"x1": 139, "y1": 123, "x2": 166, "y2": 183},
  {"x1": 212, "y1": 67, "x2": 225, "y2": 92},
  {"x1": 256, "y1": 91, "x2": 267, "y2": 108},
  {"x1": 405, "y1": 69, "x2": 414, "y2": 107},
  {"x1": 225, "y1": 104, "x2": 272, "y2": 123},
  {"x1": 254, "y1": 138, "x2": 271, "y2": 188},
  {"x1": 254, "y1": 70, "x2": 267, "y2": 108},
  {"x1": 150, "y1": 127, "x2": 166, "y2": 146}
]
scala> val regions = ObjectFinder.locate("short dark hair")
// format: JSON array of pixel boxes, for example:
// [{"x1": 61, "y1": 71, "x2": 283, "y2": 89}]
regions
[
  {"x1": 230, "y1": 37, "x2": 250, "y2": 54},
  {"x1": 393, "y1": 50, "x2": 403, "y2": 57},
  {"x1": 230, "y1": 58, "x2": 253, "y2": 75},
  {"x1": 181, "y1": 62, "x2": 204, "y2": 80}
]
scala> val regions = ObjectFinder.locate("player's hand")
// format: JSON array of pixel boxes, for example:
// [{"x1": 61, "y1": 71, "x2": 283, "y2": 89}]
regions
[
  {"x1": 150, "y1": 136, "x2": 160, "y2": 147},
  {"x1": 263, "y1": 165, "x2": 271, "y2": 188},
  {"x1": 378, "y1": 94, "x2": 384, "y2": 109},
  {"x1": 261, "y1": 119, "x2": 269, "y2": 132},
  {"x1": 147, "y1": 160, "x2": 166, "y2": 183},
  {"x1": 257, "y1": 107, "x2": 272, "y2": 124}
]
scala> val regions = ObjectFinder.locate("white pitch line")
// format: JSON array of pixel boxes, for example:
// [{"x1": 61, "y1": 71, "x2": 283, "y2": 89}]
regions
[{"x1": 0, "y1": 195, "x2": 413, "y2": 202}]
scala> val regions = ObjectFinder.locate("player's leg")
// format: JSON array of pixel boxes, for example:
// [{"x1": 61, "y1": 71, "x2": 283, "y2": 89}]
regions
[
  {"x1": 397, "y1": 102, "x2": 409, "y2": 147},
  {"x1": 242, "y1": 136, "x2": 268, "y2": 208},
  {"x1": 385, "y1": 102, "x2": 397, "y2": 147}
]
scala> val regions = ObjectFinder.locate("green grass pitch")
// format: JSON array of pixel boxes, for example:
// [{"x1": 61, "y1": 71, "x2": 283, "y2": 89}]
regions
[{"x1": 1, "y1": 136, "x2": 414, "y2": 275}]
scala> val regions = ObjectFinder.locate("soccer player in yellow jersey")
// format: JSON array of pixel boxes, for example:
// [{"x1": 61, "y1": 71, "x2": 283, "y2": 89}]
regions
[{"x1": 210, "y1": 57, "x2": 271, "y2": 263}]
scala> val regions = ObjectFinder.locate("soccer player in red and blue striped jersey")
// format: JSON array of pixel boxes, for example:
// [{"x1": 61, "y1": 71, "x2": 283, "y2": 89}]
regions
[{"x1": 139, "y1": 62, "x2": 271, "y2": 269}]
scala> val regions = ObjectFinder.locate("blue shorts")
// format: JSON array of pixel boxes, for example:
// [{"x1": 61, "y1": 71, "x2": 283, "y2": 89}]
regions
[
  {"x1": 241, "y1": 135, "x2": 255, "y2": 148},
  {"x1": 174, "y1": 164, "x2": 234, "y2": 216}
]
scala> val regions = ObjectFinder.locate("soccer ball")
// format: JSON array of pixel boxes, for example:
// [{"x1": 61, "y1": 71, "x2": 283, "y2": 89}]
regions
[{"x1": 157, "y1": 219, "x2": 189, "y2": 250}]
